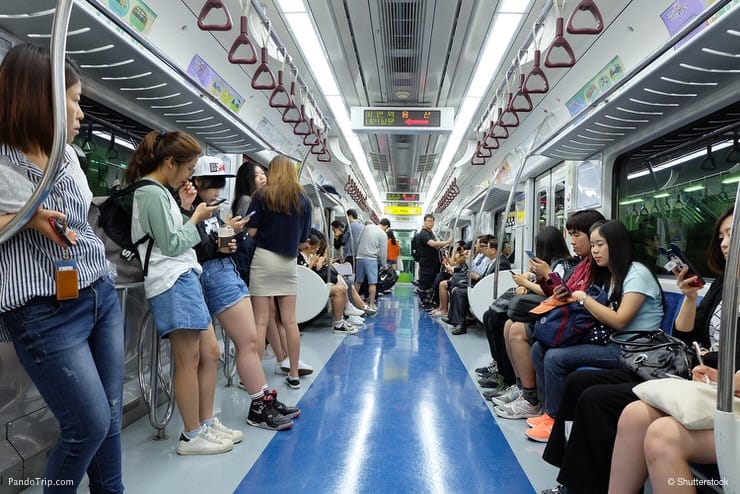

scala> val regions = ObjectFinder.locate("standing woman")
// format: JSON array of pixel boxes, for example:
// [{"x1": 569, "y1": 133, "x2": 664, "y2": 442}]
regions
[
  {"x1": 246, "y1": 156, "x2": 312, "y2": 388},
  {"x1": 0, "y1": 44, "x2": 125, "y2": 491},
  {"x1": 124, "y1": 130, "x2": 232, "y2": 456}
]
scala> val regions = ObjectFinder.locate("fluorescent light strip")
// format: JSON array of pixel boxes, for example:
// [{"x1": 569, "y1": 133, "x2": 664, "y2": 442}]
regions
[
  {"x1": 660, "y1": 76, "x2": 717, "y2": 86},
  {"x1": 627, "y1": 140, "x2": 733, "y2": 180},
  {"x1": 102, "y1": 72, "x2": 152, "y2": 80},
  {"x1": 151, "y1": 102, "x2": 192, "y2": 109},
  {"x1": 0, "y1": 9, "x2": 54, "y2": 19},
  {"x1": 92, "y1": 130, "x2": 136, "y2": 151},
  {"x1": 121, "y1": 83, "x2": 167, "y2": 91},
  {"x1": 423, "y1": 9, "x2": 528, "y2": 212},
  {"x1": 136, "y1": 93, "x2": 181, "y2": 101},
  {"x1": 29, "y1": 27, "x2": 90, "y2": 37},
  {"x1": 166, "y1": 110, "x2": 204, "y2": 117},
  {"x1": 277, "y1": 2, "x2": 382, "y2": 210},
  {"x1": 67, "y1": 44, "x2": 114, "y2": 55},
  {"x1": 80, "y1": 59, "x2": 135, "y2": 69},
  {"x1": 176, "y1": 117, "x2": 214, "y2": 123}
]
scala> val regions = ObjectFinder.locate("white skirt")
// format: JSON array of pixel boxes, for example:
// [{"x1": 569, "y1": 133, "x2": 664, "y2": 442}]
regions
[{"x1": 248, "y1": 247, "x2": 298, "y2": 296}]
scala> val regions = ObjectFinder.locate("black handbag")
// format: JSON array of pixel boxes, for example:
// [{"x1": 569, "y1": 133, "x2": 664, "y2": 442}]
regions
[
  {"x1": 507, "y1": 293, "x2": 545, "y2": 322},
  {"x1": 610, "y1": 330, "x2": 692, "y2": 381},
  {"x1": 488, "y1": 287, "x2": 518, "y2": 314},
  {"x1": 233, "y1": 232, "x2": 256, "y2": 283}
]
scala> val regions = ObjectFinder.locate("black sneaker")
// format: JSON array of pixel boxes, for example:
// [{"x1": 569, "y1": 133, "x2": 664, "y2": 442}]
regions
[
  {"x1": 475, "y1": 362, "x2": 497, "y2": 378},
  {"x1": 478, "y1": 373, "x2": 504, "y2": 388},
  {"x1": 482, "y1": 381, "x2": 509, "y2": 400},
  {"x1": 269, "y1": 390, "x2": 300, "y2": 419},
  {"x1": 285, "y1": 375, "x2": 301, "y2": 389},
  {"x1": 247, "y1": 395, "x2": 293, "y2": 431}
]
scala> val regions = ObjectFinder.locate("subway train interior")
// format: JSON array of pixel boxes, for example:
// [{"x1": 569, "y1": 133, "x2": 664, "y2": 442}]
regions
[{"x1": 0, "y1": 0, "x2": 739, "y2": 492}]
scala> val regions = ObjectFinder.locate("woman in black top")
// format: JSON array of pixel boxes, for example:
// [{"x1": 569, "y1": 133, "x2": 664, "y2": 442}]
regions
[{"x1": 542, "y1": 208, "x2": 732, "y2": 494}]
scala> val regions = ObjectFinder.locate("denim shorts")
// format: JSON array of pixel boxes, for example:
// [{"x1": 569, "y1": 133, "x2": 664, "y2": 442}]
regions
[
  {"x1": 200, "y1": 257, "x2": 250, "y2": 316},
  {"x1": 355, "y1": 258, "x2": 379, "y2": 285},
  {"x1": 147, "y1": 269, "x2": 211, "y2": 338}
]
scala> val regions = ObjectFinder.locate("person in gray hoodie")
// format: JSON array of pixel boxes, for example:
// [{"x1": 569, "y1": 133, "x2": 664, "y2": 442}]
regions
[{"x1": 353, "y1": 220, "x2": 388, "y2": 313}]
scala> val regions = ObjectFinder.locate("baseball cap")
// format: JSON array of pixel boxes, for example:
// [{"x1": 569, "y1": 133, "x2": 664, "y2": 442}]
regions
[{"x1": 193, "y1": 155, "x2": 235, "y2": 177}]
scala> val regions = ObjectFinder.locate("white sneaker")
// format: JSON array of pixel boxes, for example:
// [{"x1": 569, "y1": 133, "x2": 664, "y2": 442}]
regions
[
  {"x1": 176, "y1": 428, "x2": 233, "y2": 455},
  {"x1": 490, "y1": 385, "x2": 522, "y2": 407},
  {"x1": 208, "y1": 417, "x2": 243, "y2": 444},
  {"x1": 263, "y1": 344, "x2": 275, "y2": 361},
  {"x1": 277, "y1": 357, "x2": 314, "y2": 376},
  {"x1": 363, "y1": 304, "x2": 377, "y2": 316},
  {"x1": 347, "y1": 315, "x2": 365, "y2": 326},
  {"x1": 344, "y1": 304, "x2": 365, "y2": 317},
  {"x1": 494, "y1": 396, "x2": 543, "y2": 419},
  {"x1": 333, "y1": 321, "x2": 359, "y2": 334}
]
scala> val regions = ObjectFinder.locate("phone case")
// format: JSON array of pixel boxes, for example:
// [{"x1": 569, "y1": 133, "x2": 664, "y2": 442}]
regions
[{"x1": 659, "y1": 243, "x2": 705, "y2": 287}]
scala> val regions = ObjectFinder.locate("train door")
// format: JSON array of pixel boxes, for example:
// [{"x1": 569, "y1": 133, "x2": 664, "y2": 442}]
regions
[{"x1": 533, "y1": 163, "x2": 567, "y2": 243}]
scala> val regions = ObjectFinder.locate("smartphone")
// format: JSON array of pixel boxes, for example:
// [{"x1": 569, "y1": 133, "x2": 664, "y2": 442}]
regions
[
  {"x1": 659, "y1": 243, "x2": 705, "y2": 287},
  {"x1": 48, "y1": 217, "x2": 74, "y2": 247},
  {"x1": 525, "y1": 250, "x2": 535, "y2": 259},
  {"x1": 245, "y1": 210, "x2": 256, "y2": 218},
  {"x1": 208, "y1": 198, "x2": 227, "y2": 206},
  {"x1": 692, "y1": 341, "x2": 704, "y2": 366},
  {"x1": 548, "y1": 271, "x2": 572, "y2": 296}
]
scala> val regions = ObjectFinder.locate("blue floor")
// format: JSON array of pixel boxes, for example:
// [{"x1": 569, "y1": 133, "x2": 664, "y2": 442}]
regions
[{"x1": 236, "y1": 286, "x2": 533, "y2": 493}]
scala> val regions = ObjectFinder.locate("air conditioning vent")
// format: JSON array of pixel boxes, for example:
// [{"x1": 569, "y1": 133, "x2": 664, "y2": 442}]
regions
[{"x1": 369, "y1": 152, "x2": 390, "y2": 171}]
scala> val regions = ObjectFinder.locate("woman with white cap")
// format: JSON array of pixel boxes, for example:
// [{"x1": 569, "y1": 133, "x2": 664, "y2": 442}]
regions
[{"x1": 189, "y1": 155, "x2": 299, "y2": 432}]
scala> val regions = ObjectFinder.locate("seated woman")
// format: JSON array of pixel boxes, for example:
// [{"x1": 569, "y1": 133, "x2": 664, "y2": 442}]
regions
[
  {"x1": 429, "y1": 243, "x2": 470, "y2": 317},
  {"x1": 608, "y1": 209, "x2": 737, "y2": 494},
  {"x1": 529, "y1": 220, "x2": 664, "y2": 443},
  {"x1": 540, "y1": 209, "x2": 734, "y2": 494}
]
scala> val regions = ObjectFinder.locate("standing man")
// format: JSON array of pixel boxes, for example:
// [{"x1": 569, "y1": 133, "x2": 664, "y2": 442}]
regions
[
  {"x1": 354, "y1": 220, "x2": 388, "y2": 314},
  {"x1": 343, "y1": 209, "x2": 363, "y2": 266},
  {"x1": 416, "y1": 214, "x2": 452, "y2": 309}
]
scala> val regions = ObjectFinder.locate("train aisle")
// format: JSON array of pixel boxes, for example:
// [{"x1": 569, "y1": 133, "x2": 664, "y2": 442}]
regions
[{"x1": 22, "y1": 285, "x2": 556, "y2": 493}]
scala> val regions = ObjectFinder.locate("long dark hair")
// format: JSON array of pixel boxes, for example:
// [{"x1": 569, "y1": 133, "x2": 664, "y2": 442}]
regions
[
  {"x1": 387, "y1": 229, "x2": 397, "y2": 245},
  {"x1": 535, "y1": 226, "x2": 574, "y2": 265},
  {"x1": 707, "y1": 207, "x2": 733, "y2": 274},
  {"x1": 592, "y1": 220, "x2": 663, "y2": 308},
  {"x1": 231, "y1": 159, "x2": 265, "y2": 216}
]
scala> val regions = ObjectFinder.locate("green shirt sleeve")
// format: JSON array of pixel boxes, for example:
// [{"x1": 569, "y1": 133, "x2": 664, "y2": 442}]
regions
[{"x1": 136, "y1": 185, "x2": 200, "y2": 257}]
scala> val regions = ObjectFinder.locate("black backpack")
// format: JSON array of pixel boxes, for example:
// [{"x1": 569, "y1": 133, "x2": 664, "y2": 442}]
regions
[
  {"x1": 88, "y1": 179, "x2": 165, "y2": 284},
  {"x1": 411, "y1": 232, "x2": 422, "y2": 262}
]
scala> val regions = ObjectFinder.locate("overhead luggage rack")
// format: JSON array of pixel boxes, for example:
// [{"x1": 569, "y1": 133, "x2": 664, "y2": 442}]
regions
[
  {"x1": 538, "y1": 2, "x2": 740, "y2": 161},
  {"x1": 0, "y1": 1, "x2": 268, "y2": 155}
]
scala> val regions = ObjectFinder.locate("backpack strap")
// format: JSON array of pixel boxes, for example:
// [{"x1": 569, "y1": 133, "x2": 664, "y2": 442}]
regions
[{"x1": 132, "y1": 178, "x2": 170, "y2": 278}]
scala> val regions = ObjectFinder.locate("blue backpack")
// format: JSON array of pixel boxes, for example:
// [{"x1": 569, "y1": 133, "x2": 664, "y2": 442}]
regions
[{"x1": 532, "y1": 285, "x2": 609, "y2": 347}]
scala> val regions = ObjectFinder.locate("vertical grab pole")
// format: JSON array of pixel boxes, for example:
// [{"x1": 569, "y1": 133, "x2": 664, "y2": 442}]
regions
[
  {"x1": 715, "y1": 187, "x2": 740, "y2": 493},
  {"x1": 493, "y1": 137, "x2": 538, "y2": 299},
  {"x1": 0, "y1": 0, "x2": 73, "y2": 245},
  {"x1": 469, "y1": 168, "x2": 502, "y2": 289},
  {"x1": 303, "y1": 166, "x2": 331, "y2": 283}
]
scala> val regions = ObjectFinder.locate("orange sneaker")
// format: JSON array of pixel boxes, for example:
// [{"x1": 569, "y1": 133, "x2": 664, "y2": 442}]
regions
[
  {"x1": 524, "y1": 415, "x2": 554, "y2": 442},
  {"x1": 526, "y1": 413, "x2": 552, "y2": 428}
]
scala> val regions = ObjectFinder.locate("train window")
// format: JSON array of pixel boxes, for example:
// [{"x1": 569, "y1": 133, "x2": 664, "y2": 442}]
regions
[
  {"x1": 536, "y1": 188, "x2": 548, "y2": 232},
  {"x1": 615, "y1": 135, "x2": 738, "y2": 279},
  {"x1": 554, "y1": 181, "x2": 566, "y2": 232},
  {"x1": 73, "y1": 130, "x2": 135, "y2": 196}
]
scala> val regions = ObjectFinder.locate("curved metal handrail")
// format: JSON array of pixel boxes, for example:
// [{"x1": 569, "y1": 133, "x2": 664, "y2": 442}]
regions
[
  {"x1": 0, "y1": 0, "x2": 73, "y2": 245},
  {"x1": 137, "y1": 311, "x2": 175, "y2": 440}
]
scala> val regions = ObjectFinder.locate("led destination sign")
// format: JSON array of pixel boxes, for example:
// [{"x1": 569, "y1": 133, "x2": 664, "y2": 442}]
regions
[
  {"x1": 364, "y1": 109, "x2": 441, "y2": 128},
  {"x1": 351, "y1": 107, "x2": 454, "y2": 134}
]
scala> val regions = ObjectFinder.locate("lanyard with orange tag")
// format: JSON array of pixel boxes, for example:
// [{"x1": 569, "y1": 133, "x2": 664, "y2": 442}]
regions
[{"x1": 55, "y1": 249, "x2": 79, "y2": 300}]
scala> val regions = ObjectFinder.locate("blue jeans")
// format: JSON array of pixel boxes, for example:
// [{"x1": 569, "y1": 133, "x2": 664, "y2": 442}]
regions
[
  {"x1": 2, "y1": 277, "x2": 124, "y2": 493},
  {"x1": 531, "y1": 341, "x2": 621, "y2": 417}
]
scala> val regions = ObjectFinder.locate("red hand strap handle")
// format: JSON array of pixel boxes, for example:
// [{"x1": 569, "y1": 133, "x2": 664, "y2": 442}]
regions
[
  {"x1": 197, "y1": 0, "x2": 232, "y2": 31},
  {"x1": 228, "y1": 16, "x2": 257, "y2": 64}
]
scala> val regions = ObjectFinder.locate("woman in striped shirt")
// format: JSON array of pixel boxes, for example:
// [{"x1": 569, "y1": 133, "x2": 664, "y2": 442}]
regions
[{"x1": 0, "y1": 44, "x2": 124, "y2": 492}]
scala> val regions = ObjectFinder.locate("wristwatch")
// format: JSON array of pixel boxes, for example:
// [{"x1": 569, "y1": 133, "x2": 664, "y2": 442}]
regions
[{"x1": 578, "y1": 294, "x2": 588, "y2": 305}]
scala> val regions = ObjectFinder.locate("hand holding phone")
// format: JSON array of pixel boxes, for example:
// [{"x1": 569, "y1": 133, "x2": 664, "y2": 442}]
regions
[
  {"x1": 660, "y1": 243, "x2": 705, "y2": 287},
  {"x1": 525, "y1": 250, "x2": 535, "y2": 259},
  {"x1": 548, "y1": 271, "x2": 572, "y2": 296},
  {"x1": 208, "y1": 198, "x2": 227, "y2": 206},
  {"x1": 48, "y1": 217, "x2": 76, "y2": 247}
]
